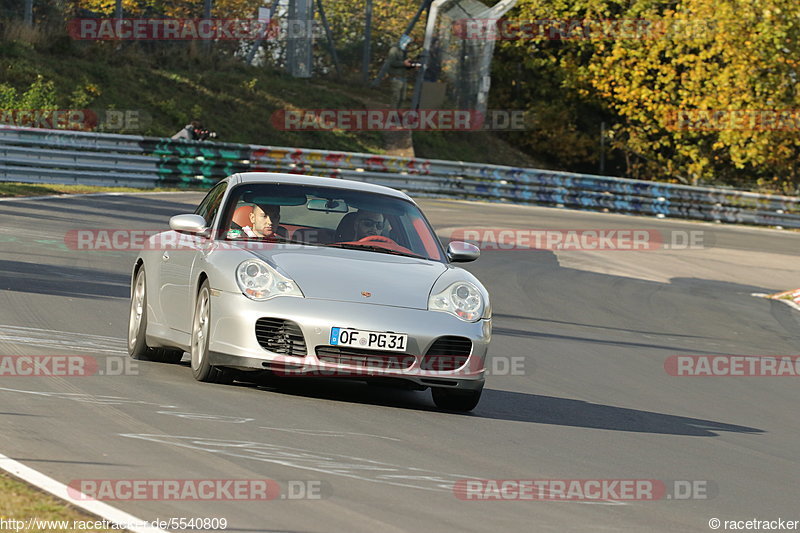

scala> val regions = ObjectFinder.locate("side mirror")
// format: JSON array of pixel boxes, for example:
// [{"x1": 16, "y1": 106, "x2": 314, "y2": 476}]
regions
[
  {"x1": 169, "y1": 214, "x2": 210, "y2": 236},
  {"x1": 447, "y1": 241, "x2": 480, "y2": 262}
]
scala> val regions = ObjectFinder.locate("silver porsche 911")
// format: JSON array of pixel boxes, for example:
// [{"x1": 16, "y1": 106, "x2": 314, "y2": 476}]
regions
[{"x1": 128, "y1": 172, "x2": 491, "y2": 411}]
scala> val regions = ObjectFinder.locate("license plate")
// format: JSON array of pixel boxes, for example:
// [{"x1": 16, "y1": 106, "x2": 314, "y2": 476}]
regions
[{"x1": 330, "y1": 327, "x2": 408, "y2": 352}]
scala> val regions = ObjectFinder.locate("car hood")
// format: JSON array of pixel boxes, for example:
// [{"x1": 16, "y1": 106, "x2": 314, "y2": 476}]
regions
[{"x1": 248, "y1": 246, "x2": 447, "y2": 309}]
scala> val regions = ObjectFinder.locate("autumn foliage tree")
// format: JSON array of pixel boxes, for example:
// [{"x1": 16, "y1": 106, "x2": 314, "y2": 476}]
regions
[
  {"x1": 317, "y1": 0, "x2": 424, "y2": 73},
  {"x1": 70, "y1": 0, "x2": 424, "y2": 73},
  {"x1": 8, "y1": 0, "x2": 800, "y2": 190},
  {"x1": 73, "y1": 0, "x2": 262, "y2": 18},
  {"x1": 498, "y1": 0, "x2": 800, "y2": 190}
]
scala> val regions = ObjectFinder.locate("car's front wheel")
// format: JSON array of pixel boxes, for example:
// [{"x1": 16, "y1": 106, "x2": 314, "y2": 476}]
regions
[
  {"x1": 431, "y1": 386, "x2": 482, "y2": 412},
  {"x1": 191, "y1": 279, "x2": 233, "y2": 384},
  {"x1": 128, "y1": 267, "x2": 184, "y2": 364}
]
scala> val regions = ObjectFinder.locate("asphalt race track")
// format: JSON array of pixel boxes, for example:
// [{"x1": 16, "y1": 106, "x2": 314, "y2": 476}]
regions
[{"x1": 1, "y1": 192, "x2": 800, "y2": 532}]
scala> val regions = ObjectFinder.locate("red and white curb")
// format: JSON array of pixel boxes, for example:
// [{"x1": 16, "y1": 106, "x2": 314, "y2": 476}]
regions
[{"x1": 752, "y1": 288, "x2": 800, "y2": 312}]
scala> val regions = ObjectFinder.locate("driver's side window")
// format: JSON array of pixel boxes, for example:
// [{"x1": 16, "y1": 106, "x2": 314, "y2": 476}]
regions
[{"x1": 195, "y1": 182, "x2": 227, "y2": 227}]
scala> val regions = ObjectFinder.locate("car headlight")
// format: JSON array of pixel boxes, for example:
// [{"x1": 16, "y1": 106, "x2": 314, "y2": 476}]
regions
[
  {"x1": 428, "y1": 282, "x2": 484, "y2": 322},
  {"x1": 236, "y1": 259, "x2": 303, "y2": 300}
]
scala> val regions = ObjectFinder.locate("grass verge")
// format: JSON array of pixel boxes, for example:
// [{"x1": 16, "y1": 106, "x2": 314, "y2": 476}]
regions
[{"x1": 0, "y1": 471, "x2": 115, "y2": 532}]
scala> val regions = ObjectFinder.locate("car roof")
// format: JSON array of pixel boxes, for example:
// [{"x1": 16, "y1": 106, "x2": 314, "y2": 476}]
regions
[{"x1": 231, "y1": 172, "x2": 415, "y2": 202}]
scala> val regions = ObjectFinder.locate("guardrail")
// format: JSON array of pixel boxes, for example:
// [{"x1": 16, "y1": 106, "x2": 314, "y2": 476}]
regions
[{"x1": 2, "y1": 125, "x2": 800, "y2": 228}]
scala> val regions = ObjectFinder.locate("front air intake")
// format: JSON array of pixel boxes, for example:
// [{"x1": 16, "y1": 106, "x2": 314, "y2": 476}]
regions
[
  {"x1": 420, "y1": 336, "x2": 472, "y2": 371},
  {"x1": 255, "y1": 318, "x2": 307, "y2": 357}
]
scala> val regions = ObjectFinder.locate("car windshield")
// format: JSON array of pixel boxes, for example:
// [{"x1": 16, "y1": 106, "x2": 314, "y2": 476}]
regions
[{"x1": 220, "y1": 182, "x2": 443, "y2": 262}]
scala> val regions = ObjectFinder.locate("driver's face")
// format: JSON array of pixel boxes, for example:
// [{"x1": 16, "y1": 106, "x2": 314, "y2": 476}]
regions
[
  {"x1": 250, "y1": 205, "x2": 280, "y2": 237},
  {"x1": 355, "y1": 213, "x2": 385, "y2": 239}
]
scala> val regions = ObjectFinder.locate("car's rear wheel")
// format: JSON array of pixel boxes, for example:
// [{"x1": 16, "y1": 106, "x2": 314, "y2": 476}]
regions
[
  {"x1": 128, "y1": 267, "x2": 184, "y2": 364},
  {"x1": 191, "y1": 279, "x2": 234, "y2": 384},
  {"x1": 431, "y1": 386, "x2": 482, "y2": 412}
]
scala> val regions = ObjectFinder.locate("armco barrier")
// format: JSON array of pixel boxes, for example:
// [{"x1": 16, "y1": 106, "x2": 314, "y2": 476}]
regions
[{"x1": 2, "y1": 125, "x2": 800, "y2": 228}]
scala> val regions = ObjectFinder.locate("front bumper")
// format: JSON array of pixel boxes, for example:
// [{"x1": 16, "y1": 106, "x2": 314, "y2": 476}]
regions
[{"x1": 208, "y1": 290, "x2": 491, "y2": 391}]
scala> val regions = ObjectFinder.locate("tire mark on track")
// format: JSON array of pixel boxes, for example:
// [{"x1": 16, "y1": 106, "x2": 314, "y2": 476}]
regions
[{"x1": 0, "y1": 324, "x2": 127, "y2": 354}]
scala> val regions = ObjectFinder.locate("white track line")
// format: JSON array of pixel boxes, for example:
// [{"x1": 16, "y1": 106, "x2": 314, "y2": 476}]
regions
[{"x1": 0, "y1": 453, "x2": 168, "y2": 533}]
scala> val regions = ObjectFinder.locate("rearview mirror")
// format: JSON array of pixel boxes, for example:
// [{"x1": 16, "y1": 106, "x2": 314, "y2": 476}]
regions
[
  {"x1": 447, "y1": 241, "x2": 480, "y2": 262},
  {"x1": 169, "y1": 214, "x2": 209, "y2": 236},
  {"x1": 307, "y1": 198, "x2": 349, "y2": 213}
]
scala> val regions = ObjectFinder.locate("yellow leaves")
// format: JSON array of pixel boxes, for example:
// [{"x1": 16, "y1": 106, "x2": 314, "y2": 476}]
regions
[
  {"x1": 77, "y1": 0, "x2": 264, "y2": 18},
  {"x1": 85, "y1": 83, "x2": 101, "y2": 97},
  {"x1": 242, "y1": 78, "x2": 258, "y2": 93},
  {"x1": 574, "y1": 0, "x2": 800, "y2": 183},
  {"x1": 489, "y1": 0, "x2": 800, "y2": 185}
]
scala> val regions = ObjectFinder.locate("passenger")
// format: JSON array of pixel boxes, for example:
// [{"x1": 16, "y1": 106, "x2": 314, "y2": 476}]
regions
[
  {"x1": 230, "y1": 204, "x2": 286, "y2": 239},
  {"x1": 248, "y1": 204, "x2": 286, "y2": 239}
]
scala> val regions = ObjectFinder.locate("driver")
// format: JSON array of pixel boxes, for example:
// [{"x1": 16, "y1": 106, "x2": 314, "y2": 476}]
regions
[{"x1": 353, "y1": 210, "x2": 386, "y2": 240}]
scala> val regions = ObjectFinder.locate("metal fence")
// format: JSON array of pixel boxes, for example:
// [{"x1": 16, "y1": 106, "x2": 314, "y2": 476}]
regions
[{"x1": 2, "y1": 125, "x2": 800, "y2": 228}]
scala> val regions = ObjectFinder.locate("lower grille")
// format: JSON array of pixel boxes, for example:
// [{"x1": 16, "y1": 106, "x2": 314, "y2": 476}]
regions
[
  {"x1": 315, "y1": 346, "x2": 415, "y2": 370},
  {"x1": 255, "y1": 318, "x2": 306, "y2": 357},
  {"x1": 420, "y1": 336, "x2": 472, "y2": 371}
]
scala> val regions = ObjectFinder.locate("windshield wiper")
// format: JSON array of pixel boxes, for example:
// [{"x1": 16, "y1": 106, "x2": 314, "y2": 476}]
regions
[{"x1": 327, "y1": 242, "x2": 426, "y2": 259}]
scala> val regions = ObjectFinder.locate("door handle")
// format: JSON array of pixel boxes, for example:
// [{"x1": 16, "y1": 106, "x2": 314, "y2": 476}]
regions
[{"x1": 162, "y1": 252, "x2": 170, "y2": 261}]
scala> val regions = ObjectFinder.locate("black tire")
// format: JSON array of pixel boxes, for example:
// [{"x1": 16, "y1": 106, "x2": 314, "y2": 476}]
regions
[
  {"x1": 431, "y1": 386, "x2": 482, "y2": 412},
  {"x1": 151, "y1": 347, "x2": 185, "y2": 364},
  {"x1": 190, "y1": 279, "x2": 234, "y2": 384},
  {"x1": 128, "y1": 267, "x2": 184, "y2": 364}
]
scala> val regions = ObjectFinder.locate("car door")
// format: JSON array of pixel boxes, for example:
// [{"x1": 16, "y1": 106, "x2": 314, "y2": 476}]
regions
[{"x1": 160, "y1": 181, "x2": 227, "y2": 333}]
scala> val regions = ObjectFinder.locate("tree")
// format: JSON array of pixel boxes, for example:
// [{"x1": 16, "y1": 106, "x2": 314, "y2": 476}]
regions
[
  {"x1": 497, "y1": 0, "x2": 800, "y2": 190},
  {"x1": 74, "y1": 0, "x2": 263, "y2": 18},
  {"x1": 320, "y1": 0, "x2": 424, "y2": 73}
]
